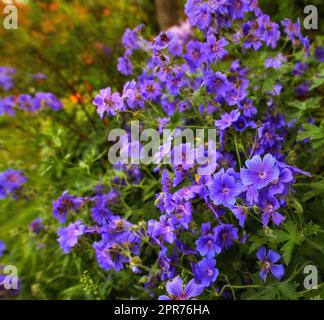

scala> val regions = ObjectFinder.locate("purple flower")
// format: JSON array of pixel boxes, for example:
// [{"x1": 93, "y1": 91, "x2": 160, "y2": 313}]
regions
[
  {"x1": 269, "y1": 168, "x2": 293, "y2": 195},
  {"x1": 18, "y1": 94, "x2": 41, "y2": 112},
  {"x1": 158, "y1": 276, "x2": 204, "y2": 300},
  {"x1": 260, "y1": 195, "x2": 285, "y2": 227},
  {"x1": 204, "y1": 71, "x2": 229, "y2": 95},
  {"x1": 230, "y1": 206, "x2": 249, "y2": 228},
  {"x1": 195, "y1": 223, "x2": 221, "y2": 258},
  {"x1": 315, "y1": 46, "x2": 324, "y2": 62},
  {"x1": 93, "y1": 240, "x2": 128, "y2": 272},
  {"x1": 185, "y1": 40, "x2": 207, "y2": 69},
  {"x1": 140, "y1": 80, "x2": 162, "y2": 101},
  {"x1": 117, "y1": 56, "x2": 133, "y2": 76},
  {"x1": 241, "y1": 154, "x2": 280, "y2": 190},
  {"x1": 0, "y1": 241, "x2": 6, "y2": 257},
  {"x1": 90, "y1": 194, "x2": 113, "y2": 225},
  {"x1": 158, "y1": 246, "x2": 174, "y2": 281},
  {"x1": 29, "y1": 218, "x2": 44, "y2": 234},
  {"x1": 148, "y1": 215, "x2": 176, "y2": 244},
  {"x1": 152, "y1": 32, "x2": 172, "y2": 51},
  {"x1": 214, "y1": 224, "x2": 239, "y2": 250},
  {"x1": 0, "y1": 169, "x2": 27, "y2": 199},
  {"x1": 204, "y1": 35, "x2": 228, "y2": 62},
  {"x1": 294, "y1": 81, "x2": 310, "y2": 97},
  {"x1": 35, "y1": 92, "x2": 62, "y2": 111},
  {"x1": 265, "y1": 53, "x2": 286, "y2": 69},
  {"x1": 52, "y1": 191, "x2": 84, "y2": 224},
  {"x1": 0, "y1": 66, "x2": 15, "y2": 91},
  {"x1": 100, "y1": 215, "x2": 135, "y2": 243},
  {"x1": 257, "y1": 247, "x2": 284, "y2": 281},
  {"x1": 0, "y1": 96, "x2": 16, "y2": 116},
  {"x1": 57, "y1": 220, "x2": 86, "y2": 253},
  {"x1": 121, "y1": 25, "x2": 142, "y2": 51},
  {"x1": 194, "y1": 258, "x2": 219, "y2": 287},
  {"x1": 208, "y1": 169, "x2": 242, "y2": 207},
  {"x1": 292, "y1": 62, "x2": 308, "y2": 76},
  {"x1": 93, "y1": 87, "x2": 124, "y2": 118},
  {"x1": 238, "y1": 99, "x2": 258, "y2": 118},
  {"x1": 215, "y1": 109, "x2": 240, "y2": 130}
]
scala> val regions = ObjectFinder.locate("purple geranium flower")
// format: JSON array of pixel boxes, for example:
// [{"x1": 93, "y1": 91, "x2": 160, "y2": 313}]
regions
[
  {"x1": 315, "y1": 46, "x2": 324, "y2": 62},
  {"x1": 57, "y1": 220, "x2": 86, "y2": 253},
  {"x1": 195, "y1": 223, "x2": 221, "y2": 258},
  {"x1": 205, "y1": 35, "x2": 228, "y2": 62},
  {"x1": 185, "y1": 40, "x2": 207, "y2": 69},
  {"x1": 158, "y1": 276, "x2": 204, "y2": 300},
  {"x1": 93, "y1": 240, "x2": 128, "y2": 272},
  {"x1": 214, "y1": 224, "x2": 239, "y2": 250},
  {"x1": 204, "y1": 71, "x2": 229, "y2": 95},
  {"x1": 93, "y1": 87, "x2": 124, "y2": 118},
  {"x1": 260, "y1": 195, "x2": 285, "y2": 227},
  {"x1": 241, "y1": 154, "x2": 280, "y2": 190},
  {"x1": 257, "y1": 247, "x2": 285, "y2": 281},
  {"x1": 194, "y1": 258, "x2": 219, "y2": 287},
  {"x1": 0, "y1": 169, "x2": 27, "y2": 198},
  {"x1": 215, "y1": 109, "x2": 240, "y2": 130},
  {"x1": 52, "y1": 191, "x2": 84, "y2": 224},
  {"x1": 208, "y1": 169, "x2": 242, "y2": 207},
  {"x1": 29, "y1": 218, "x2": 44, "y2": 234},
  {"x1": 269, "y1": 168, "x2": 293, "y2": 195}
]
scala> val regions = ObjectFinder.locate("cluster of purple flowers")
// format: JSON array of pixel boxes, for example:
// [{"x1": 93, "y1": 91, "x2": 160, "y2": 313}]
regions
[
  {"x1": 0, "y1": 67, "x2": 16, "y2": 91},
  {"x1": 0, "y1": 169, "x2": 27, "y2": 199},
  {"x1": 83, "y1": 0, "x2": 315, "y2": 298},
  {"x1": 54, "y1": 186, "x2": 144, "y2": 272},
  {"x1": 0, "y1": 92, "x2": 62, "y2": 116}
]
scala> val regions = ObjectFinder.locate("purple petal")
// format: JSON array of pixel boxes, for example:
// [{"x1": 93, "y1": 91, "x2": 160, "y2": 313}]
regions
[
  {"x1": 270, "y1": 264, "x2": 285, "y2": 280},
  {"x1": 166, "y1": 276, "x2": 183, "y2": 297},
  {"x1": 184, "y1": 279, "x2": 204, "y2": 299},
  {"x1": 259, "y1": 269, "x2": 269, "y2": 282},
  {"x1": 245, "y1": 155, "x2": 262, "y2": 171},
  {"x1": 280, "y1": 168, "x2": 293, "y2": 183},
  {"x1": 257, "y1": 247, "x2": 267, "y2": 262},
  {"x1": 267, "y1": 249, "x2": 281, "y2": 263},
  {"x1": 158, "y1": 295, "x2": 172, "y2": 300},
  {"x1": 263, "y1": 153, "x2": 276, "y2": 170},
  {"x1": 272, "y1": 212, "x2": 285, "y2": 226}
]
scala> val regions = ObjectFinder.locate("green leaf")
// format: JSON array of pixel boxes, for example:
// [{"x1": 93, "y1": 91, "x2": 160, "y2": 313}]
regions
[{"x1": 297, "y1": 122, "x2": 324, "y2": 150}]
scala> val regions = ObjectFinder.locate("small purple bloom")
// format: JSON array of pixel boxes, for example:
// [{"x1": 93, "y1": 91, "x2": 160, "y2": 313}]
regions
[
  {"x1": 93, "y1": 87, "x2": 124, "y2": 118},
  {"x1": 214, "y1": 224, "x2": 239, "y2": 250},
  {"x1": 257, "y1": 247, "x2": 284, "y2": 281},
  {"x1": 29, "y1": 218, "x2": 44, "y2": 234},
  {"x1": 241, "y1": 154, "x2": 280, "y2": 190},
  {"x1": 194, "y1": 258, "x2": 219, "y2": 287},
  {"x1": 315, "y1": 46, "x2": 324, "y2": 62},
  {"x1": 52, "y1": 191, "x2": 84, "y2": 224},
  {"x1": 260, "y1": 195, "x2": 285, "y2": 227},
  {"x1": 208, "y1": 169, "x2": 242, "y2": 207},
  {"x1": 158, "y1": 276, "x2": 204, "y2": 300},
  {"x1": 57, "y1": 220, "x2": 86, "y2": 253},
  {"x1": 215, "y1": 109, "x2": 240, "y2": 130}
]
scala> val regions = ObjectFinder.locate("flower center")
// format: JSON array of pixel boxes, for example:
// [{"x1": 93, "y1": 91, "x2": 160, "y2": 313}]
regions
[
  {"x1": 264, "y1": 261, "x2": 271, "y2": 270},
  {"x1": 206, "y1": 268, "x2": 213, "y2": 276},
  {"x1": 259, "y1": 171, "x2": 267, "y2": 179}
]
